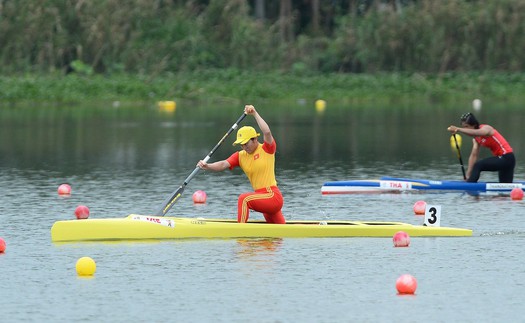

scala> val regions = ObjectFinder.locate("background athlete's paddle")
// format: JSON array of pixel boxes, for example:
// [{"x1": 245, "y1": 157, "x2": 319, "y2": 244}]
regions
[
  {"x1": 450, "y1": 134, "x2": 466, "y2": 180},
  {"x1": 156, "y1": 113, "x2": 247, "y2": 216}
]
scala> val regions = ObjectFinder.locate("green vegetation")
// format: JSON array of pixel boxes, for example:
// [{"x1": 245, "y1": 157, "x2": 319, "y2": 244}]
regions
[
  {"x1": 2, "y1": 0, "x2": 525, "y2": 74},
  {"x1": 1, "y1": 1, "x2": 525, "y2": 104}
]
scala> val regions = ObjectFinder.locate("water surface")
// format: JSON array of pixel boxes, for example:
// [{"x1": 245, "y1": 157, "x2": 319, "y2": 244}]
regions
[{"x1": 1, "y1": 103, "x2": 524, "y2": 322}]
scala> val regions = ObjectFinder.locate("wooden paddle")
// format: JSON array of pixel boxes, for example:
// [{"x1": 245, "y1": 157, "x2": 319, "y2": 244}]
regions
[
  {"x1": 155, "y1": 113, "x2": 247, "y2": 216},
  {"x1": 450, "y1": 134, "x2": 467, "y2": 180}
]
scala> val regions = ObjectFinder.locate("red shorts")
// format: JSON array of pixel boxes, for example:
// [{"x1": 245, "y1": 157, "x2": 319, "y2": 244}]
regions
[{"x1": 237, "y1": 186, "x2": 285, "y2": 224}]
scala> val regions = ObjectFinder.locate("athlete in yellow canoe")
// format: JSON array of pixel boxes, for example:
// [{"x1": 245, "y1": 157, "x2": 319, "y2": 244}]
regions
[{"x1": 197, "y1": 105, "x2": 285, "y2": 224}]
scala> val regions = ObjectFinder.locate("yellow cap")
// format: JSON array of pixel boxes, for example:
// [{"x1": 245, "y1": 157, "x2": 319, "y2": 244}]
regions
[{"x1": 233, "y1": 126, "x2": 260, "y2": 145}]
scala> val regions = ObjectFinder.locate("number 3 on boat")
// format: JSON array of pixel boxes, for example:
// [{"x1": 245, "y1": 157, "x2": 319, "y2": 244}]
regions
[{"x1": 424, "y1": 205, "x2": 441, "y2": 227}]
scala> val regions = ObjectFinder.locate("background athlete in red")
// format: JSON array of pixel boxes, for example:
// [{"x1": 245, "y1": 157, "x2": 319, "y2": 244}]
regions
[
  {"x1": 447, "y1": 112, "x2": 515, "y2": 183},
  {"x1": 197, "y1": 105, "x2": 285, "y2": 224}
]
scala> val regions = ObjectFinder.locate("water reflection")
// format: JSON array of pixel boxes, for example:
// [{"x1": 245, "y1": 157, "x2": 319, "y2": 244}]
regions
[
  {"x1": 3, "y1": 103, "x2": 523, "y2": 174},
  {"x1": 233, "y1": 238, "x2": 283, "y2": 262}
]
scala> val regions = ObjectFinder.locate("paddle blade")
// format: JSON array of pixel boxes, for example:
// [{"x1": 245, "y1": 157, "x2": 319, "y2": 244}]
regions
[
  {"x1": 156, "y1": 185, "x2": 185, "y2": 216},
  {"x1": 450, "y1": 134, "x2": 462, "y2": 150}
]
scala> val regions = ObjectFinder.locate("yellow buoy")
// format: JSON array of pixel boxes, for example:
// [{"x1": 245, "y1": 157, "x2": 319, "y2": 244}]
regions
[
  {"x1": 315, "y1": 99, "x2": 326, "y2": 113},
  {"x1": 158, "y1": 101, "x2": 176, "y2": 113},
  {"x1": 76, "y1": 257, "x2": 96, "y2": 276}
]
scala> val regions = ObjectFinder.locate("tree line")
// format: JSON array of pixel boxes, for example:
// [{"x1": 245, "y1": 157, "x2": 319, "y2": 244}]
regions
[{"x1": 1, "y1": 0, "x2": 523, "y2": 75}]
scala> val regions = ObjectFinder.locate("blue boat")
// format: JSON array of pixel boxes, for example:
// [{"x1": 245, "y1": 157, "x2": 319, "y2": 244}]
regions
[{"x1": 321, "y1": 176, "x2": 525, "y2": 194}]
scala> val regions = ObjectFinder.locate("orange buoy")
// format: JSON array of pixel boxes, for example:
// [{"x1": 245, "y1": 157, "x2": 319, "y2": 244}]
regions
[
  {"x1": 75, "y1": 205, "x2": 90, "y2": 219},
  {"x1": 510, "y1": 188, "x2": 523, "y2": 200},
  {"x1": 413, "y1": 200, "x2": 426, "y2": 215},
  {"x1": 396, "y1": 274, "x2": 417, "y2": 294},
  {"x1": 393, "y1": 231, "x2": 410, "y2": 247},
  {"x1": 192, "y1": 190, "x2": 207, "y2": 203},
  {"x1": 58, "y1": 183, "x2": 72, "y2": 196},
  {"x1": 0, "y1": 237, "x2": 6, "y2": 253}
]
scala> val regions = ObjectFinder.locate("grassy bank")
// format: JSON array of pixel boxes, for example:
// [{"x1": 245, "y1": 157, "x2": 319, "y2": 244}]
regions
[{"x1": 1, "y1": 70, "x2": 525, "y2": 106}]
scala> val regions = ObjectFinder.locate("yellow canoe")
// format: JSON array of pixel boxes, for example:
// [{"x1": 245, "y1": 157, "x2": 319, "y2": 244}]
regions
[{"x1": 50, "y1": 214, "x2": 472, "y2": 242}]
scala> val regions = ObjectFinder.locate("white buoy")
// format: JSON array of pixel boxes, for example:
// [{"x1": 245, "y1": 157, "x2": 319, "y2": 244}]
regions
[{"x1": 473, "y1": 99, "x2": 482, "y2": 111}]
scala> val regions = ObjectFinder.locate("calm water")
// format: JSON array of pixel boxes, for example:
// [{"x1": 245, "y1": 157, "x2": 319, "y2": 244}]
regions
[{"x1": 1, "y1": 102, "x2": 524, "y2": 322}]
